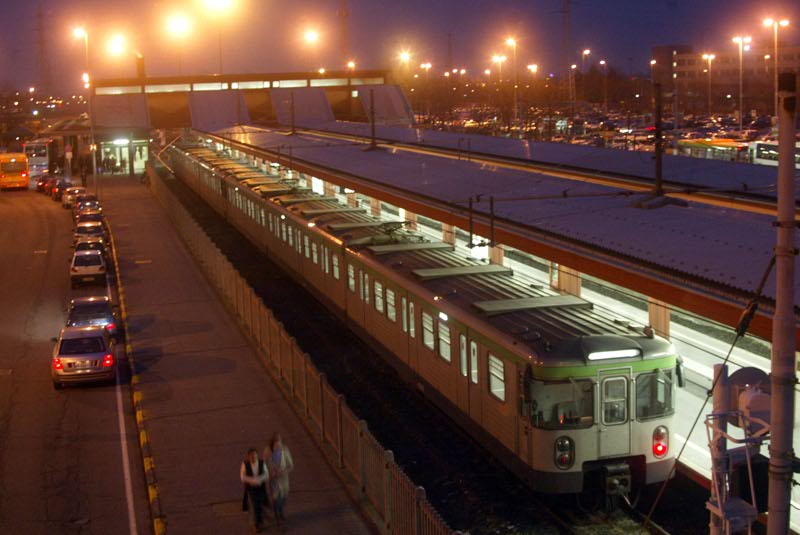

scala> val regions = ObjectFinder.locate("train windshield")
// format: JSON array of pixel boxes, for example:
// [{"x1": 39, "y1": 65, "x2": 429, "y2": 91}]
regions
[
  {"x1": 636, "y1": 369, "x2": 675, "y2": 420},
  {"x1": 530, "y1": 378, "x2": 594, "y2": 429}
]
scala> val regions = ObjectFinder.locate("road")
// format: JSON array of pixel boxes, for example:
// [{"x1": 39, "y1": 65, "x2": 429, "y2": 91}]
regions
[{"x1": 0, "y1": 188, "x2": 148, "y2": 535}]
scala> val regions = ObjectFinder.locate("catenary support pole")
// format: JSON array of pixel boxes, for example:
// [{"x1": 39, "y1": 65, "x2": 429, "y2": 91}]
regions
[
  {"x1": 767, "y1": 71, "x2": 798, "y2": 535},
  {"x1": 654, "y1": 83, "x2": 663, "y2": 196}
]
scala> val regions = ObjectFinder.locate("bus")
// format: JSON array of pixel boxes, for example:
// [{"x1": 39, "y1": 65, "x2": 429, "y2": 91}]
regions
[
  {"x1": 23, "y1": 138, "x2": 54, "y2": 177},
  {"x1": 748, "y1": 141, "x2": 800, "y2": 169},
  {"x1": 0, "y1": 153, "x2": 30, "y2": 189},
  {"x1": 676, "y1": 138, "x2": 749, "y2": 163}
]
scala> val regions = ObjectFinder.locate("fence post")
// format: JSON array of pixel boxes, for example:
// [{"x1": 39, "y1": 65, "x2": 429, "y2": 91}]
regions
[
  {"x1": 358, "y1": 420, "x2": 368, "y2": 496},
  {"x1": 384, "y1": 450, "x2": 394, "y2": 534},
  {"x1": 319, "y1": 372, "x2": 327, "y2": 444},
  {"x1": 304, "y1": 354, "x2": 311, "y2": 418},
  {"x1": 414, "y1": 486, "x2": 425, "y2": 535},
  {"x1": 336, "y1": 394, "x2": 344, "y2": 469}
]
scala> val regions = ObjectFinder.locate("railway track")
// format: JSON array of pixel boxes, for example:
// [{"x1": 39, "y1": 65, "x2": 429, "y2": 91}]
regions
[
  {"x1": 155, "y1": 168, "x2": 703, "y2": 534},
  {"x1": 276, "y1": 125, "x2": 791, "y2": 219}
]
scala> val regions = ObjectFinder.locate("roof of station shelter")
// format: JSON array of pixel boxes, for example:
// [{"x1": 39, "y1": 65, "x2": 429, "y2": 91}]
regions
[{"x1": 212, "y1": 125, "x2": 795, "y2": 316}]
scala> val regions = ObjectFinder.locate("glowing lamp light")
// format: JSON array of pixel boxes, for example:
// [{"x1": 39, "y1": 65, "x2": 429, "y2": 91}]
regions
[
  {"x1": 318, "y1": 67, "x2": 326, "y2": 74},
  {"x1": 398, "y1": 50, "x2": 411, "y2": 63},
  {"x1": 304, "y1": 29, "x2": 319, "y2": 44},
  {"x1": 527, "y1": 64, "x2": 538, "y2": 73},
  {"x1": 650, "y1": 59, "x2": 657, "y2": 65},
  {"x1": 586, "y1": 349, "x2": 641, "y2": 361},
  {"x1": 599, "y1": 60, "x2": 606, "y2": 66},
  {"x1": 167, "y1": 14, "x2": 191, "y2": 37},
  {"x1": 346, "y1": 60, "x2": 356, "y2": 70},
  {"x1": 81, "y1": 72, "x2": 90, "y2": 84},
  {"x1": 505, "y1": 37, "x2": 516, "y2": 47},
  {"x1": 73, "y1": 27, "x2": 87, "y2": 39},
  {"x1": 107, "y1": 33, "x2": 127, "y2": 56}
]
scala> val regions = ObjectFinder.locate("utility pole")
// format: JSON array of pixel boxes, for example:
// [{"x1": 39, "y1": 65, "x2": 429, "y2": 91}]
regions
[
  {"x1": 338, "y1": 0, "x2": 350, "y2": 64},
  {"x1": 654, "y1": 83, "x2": 663, "y2": 196},
  {"x1": 767, "y1": 71, "x2": 798, "y2": 535},
  {"x1": 557, "y1": 0, "x2": 572, "y2": 104}
]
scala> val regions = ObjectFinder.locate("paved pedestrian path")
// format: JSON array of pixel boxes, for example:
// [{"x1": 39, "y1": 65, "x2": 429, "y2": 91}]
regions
[{"x1": 103, "y1": 176, "x2": 373, "y2": 534}]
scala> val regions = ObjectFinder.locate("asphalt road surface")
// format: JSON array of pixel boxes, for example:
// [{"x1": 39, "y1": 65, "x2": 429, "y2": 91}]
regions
[{"x1": 0, "y1": 188, "x2": 148, "y2": 535}]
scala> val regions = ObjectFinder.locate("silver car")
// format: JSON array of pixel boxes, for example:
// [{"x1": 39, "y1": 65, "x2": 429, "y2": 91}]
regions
[
  {"x1": 73, "y1": 221, "x2": 106, "y2": 244},
  {"x1": 62, "y1": 186, "x2": 86, "y2": 208},
  {"x1": 70, "y1": 249, "x2": 107, "y2": 287},
  {"x1": 66, "y1": 296, "x2": 118, "y2": 339},
  {"x1": 52, "y1": 326, "x2": 116, "y2": 388}
]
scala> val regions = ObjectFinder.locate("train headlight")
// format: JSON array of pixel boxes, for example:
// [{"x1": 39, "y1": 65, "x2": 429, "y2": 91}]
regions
[
  {"x1": 554, "y1": 436, "x2": 575, "y2": 470},
  {"x1": 653, "y1": 426, "x2": 669, "y2": 459}
]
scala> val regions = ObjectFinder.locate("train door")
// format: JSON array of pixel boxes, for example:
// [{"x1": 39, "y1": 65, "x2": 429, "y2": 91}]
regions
[
  {"x1": 405, "y1": 298, "x2": 419, "y2": 373},
  {"x1": 467, "y1": 337, "x2": 482, "y2": 424},
  {"x1": 597, "y1": 369, "x2": 632, "y2": 458},
  {"x1": 455, "y1": 332, "x2": 469, "y2": 413}
]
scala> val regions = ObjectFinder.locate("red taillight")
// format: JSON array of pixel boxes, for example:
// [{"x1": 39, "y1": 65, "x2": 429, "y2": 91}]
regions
[
  {"x1": 554, "y1": 436, "x2": 575, "y2": 470},
  {"x1": 105, "y1": 323, "x2": 115, "y2": 331},
  {"x1": 653, "y1": 426, "x2": 669, "y2": 458},
  {"x1": 52, "y1": 358, "x2": 63, "y2": 370},
  {"x1": 102, "y1": 353, "x2": 114, "y2": 367},
  {"x1": 22, "y1": 173, "x2": 27, "y2": 178}
]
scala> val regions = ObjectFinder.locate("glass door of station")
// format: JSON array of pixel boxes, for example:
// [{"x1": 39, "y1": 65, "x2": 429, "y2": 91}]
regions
[{"x1": 99, "y1": 140, "x2": 149, "y2": 174}]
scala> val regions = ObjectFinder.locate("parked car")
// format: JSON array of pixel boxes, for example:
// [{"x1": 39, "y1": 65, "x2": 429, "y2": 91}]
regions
[
  {"x1": 51, "y1": 326, "x2": 116, "y2": 389},
  {"x1": 66, "y1": 296, "x2": 118, "y2": 339},
  {"x1": 36, "y1": 174, "x2": 52, "y2": 193},
  {"x1": 72, "y1": 195, "x2": 101, "y2": 217},
  {"x1": 44, "y1": 176, "x2": 59, "y2": 196},
  {"x1": 62, "y1": 186, "x2": 86, "y2": 208},
  {"x1": 69, "y1": 249, "x2": 107, "y2": 288},
  {"x1": 74, "y1": 236, "x2": 108, "y2": 260},
  {"x1": 73, "y1": 221, "x2": 106, "y2": 244},
  {"x1": 51, "y1": 179, "x2": 71, "y2": 201},
  {"x1": 74, "y1": 209, "x2": 105, "y2": 227}
]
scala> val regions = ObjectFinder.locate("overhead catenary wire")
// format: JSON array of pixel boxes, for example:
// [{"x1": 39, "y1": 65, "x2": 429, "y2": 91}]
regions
[{"x1": 640, "y1": 254, "x2": 777, "y2": 533}]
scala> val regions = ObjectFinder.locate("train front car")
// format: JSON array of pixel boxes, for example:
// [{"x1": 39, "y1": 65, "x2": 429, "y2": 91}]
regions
[{"x1": 524, "y1": 331, "x2": 678, "y2": 504}]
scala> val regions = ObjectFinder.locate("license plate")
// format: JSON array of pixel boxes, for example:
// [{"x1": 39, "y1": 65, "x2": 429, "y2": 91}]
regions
[{"x1": 73, "y1": 360, "x2": 92, "y2": 368}]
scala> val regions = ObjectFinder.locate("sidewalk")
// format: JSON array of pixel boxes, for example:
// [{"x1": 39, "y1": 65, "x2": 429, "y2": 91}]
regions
[{"x1": 103, "y1": 175, "x2": 373, "y2": 534}]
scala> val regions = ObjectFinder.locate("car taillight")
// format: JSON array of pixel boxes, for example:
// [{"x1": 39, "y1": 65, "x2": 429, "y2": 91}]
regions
[
  {"x1": 22, "y1": 173, "x2": 27, "y2": 178},
  {"x1": 105, "y1": 323, "x2": 115, "y2": 331},
  {"x1": 653, "y1": 426, "x2": 669, "y2": 458},
  {"x1": 52, "y1": 358, "x2": 63, "y2": 370},
  {"x1": 554, "y1": 436, "x2": 575, "y2": 470},
  {"x1": 102, "y1": 353, "x2": 114, "y2": 367}
]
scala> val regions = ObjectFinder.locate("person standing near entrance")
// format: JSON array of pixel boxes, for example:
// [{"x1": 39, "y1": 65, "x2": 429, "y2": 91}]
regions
[
  {"x1": 240, "y1": 448, "x2": 269, "y2": 533},
  {"x1": 266, "y1": 434, "x2": 294, "y2": 526}
]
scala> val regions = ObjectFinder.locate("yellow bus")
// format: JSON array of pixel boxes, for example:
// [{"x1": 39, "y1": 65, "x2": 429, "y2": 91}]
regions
[{"x1": 0, "y1": 153, "x2": 30, "y2": 190}]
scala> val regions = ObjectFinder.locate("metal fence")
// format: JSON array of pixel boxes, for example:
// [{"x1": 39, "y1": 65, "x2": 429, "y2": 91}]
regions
[{"x1": 147, "y1": 168, "x2": 462, "y2": 535}]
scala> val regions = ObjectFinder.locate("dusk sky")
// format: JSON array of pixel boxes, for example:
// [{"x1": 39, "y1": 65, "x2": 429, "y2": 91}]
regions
[{"x1": 1, "y1": 0, "x2": 798, "y2": 93}]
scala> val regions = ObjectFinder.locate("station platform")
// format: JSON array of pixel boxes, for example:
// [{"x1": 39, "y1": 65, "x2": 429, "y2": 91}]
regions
[{"x1": 102, "y1": 176, "x2": 374, "y2": 534}]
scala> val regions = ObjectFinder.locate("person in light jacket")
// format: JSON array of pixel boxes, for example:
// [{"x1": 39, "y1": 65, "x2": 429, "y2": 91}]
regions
[{"x1": 265, "y1": 433, "x2": 294, "y2": 525}]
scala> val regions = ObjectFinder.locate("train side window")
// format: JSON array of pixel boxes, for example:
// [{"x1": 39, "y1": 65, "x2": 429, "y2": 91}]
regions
[
  {"x1": 296, "y1": 235, "x2": 302, "y2": 255},
  {"x1": 348, "y1": 265, "x2": 355, "y2": 292},
  {"x1": 321, "y1": 246, "x2": 328, "y2": 273},
  {"x1": 459, "y1": 335, "x2": 467, "y2": 377},
  {"x1": 359, "y1": 270, "x2": 365, "y2": 300},
  {"x1": 304, "y1": 235, "x2": 310, "y2": 258},
  {"x1": 408, "y1": 301, "x2": 415, "y2": 338},
  {"x1": 281, "y1": 222, "x2": 288, "y2": 242},
  {"x1": 364, "y1": 273, "x2": 370, "y2": 304},
  {"x1": 386, "y1": 289, "x2": 396, "y2": 322},
  {"x1": 374, "y1": 281, "x2": 384, "y2": 314},
  {"x1": 438, "y1": 322, "x2": 451, "y2": 362},
  {"x1": 602, "y1": 377, "x2": 628, "y2": 425},
  {"x1": 488, "y1": 354, "x2": 505, "y2": 402},
  {"x1": 312, "y1": 243, "x2": 319, "y2": 264},
  {"x1": 401, "y1": 297, "x2": 408, "y2": 332},
  {"x1": 287, "y1": 227, "x2": 294, "y2": 247},
  {"x1": 422, "y1": 312, "x2": 435, "y2": 350},
  {"x1": 469, "y1": 341, "x2": 478, "y2": 384},
  {"x1": 332, "y1": 255, "x2": 340, "y2": 280}
]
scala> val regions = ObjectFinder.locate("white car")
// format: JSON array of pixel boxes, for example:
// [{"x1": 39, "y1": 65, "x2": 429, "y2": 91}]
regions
[
  {"x1": 70, "y1": 249, "x2": 107, "y2": 288},
  {"x1": 62, "y1": 187, "x2": 86, "y2": 208}
]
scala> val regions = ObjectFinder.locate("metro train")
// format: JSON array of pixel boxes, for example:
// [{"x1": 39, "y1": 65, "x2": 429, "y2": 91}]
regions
[{"x1": 164, "y1": 137, "x2": 683, "y2": 501}]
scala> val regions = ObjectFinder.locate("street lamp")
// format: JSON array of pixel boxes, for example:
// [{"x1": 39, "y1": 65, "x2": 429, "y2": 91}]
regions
[
  {"x1": 649, "y1": 59, "x2": 656, "y2": 82},
  {"x1": 166, "y1": 14, "x2": 191, "y2": 74},
  {"x1": 73, "y1": 26, "x2": 97, "y2": 193},
  {"x1": 581, "y1": 49, "x2": 590, "y2": 72},
  {"x1": 702, "y1": 53, "x2": 715, "y2": 115},
  {"x1": 346, "y1": 60, "x2": 356, "y2": 71},
  {"x1": 763, "y1": 18, "x2": 790, "y2": 120},
  {"x1": 599, "y1": 60, "x2": 608, "y2": 111},
  {"x1": 570, "y1": 63, "x2": 577, "y2": 118},
  {"x1": 731, "y1": 36, "x2": 751, "y2": 133},
  {"x1": 399, "y1": 50, "x2": 411, "y2": 64},
  {"x1": 763, "y1": 54, "x2": 771, "y2": 74},
  {"x1": 203, "y1": 0, "x2": 234, "y2": 74},
  {"x1": 304, "y1": 29, "x2": 319, "y2": 44},
  {"x1": 420, "y1": 62, "x2": 432, "y2": 119}
]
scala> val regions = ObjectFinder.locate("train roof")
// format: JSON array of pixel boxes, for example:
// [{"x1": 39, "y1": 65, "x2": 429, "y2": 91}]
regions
[{"x1": 174, "y1": 144, "x2": 676, "y2": 367}]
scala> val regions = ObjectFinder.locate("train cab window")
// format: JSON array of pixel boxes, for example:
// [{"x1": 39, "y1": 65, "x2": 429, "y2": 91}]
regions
[
  {"x1": 602, "y1": 377, "x2": 628, "y2": 425},
  {"x1": 636, "y1": 370, "x2": 675, "y2": 420},
  {"x1": 304, "y1": 236, "x2": 310, "y2": 258},
  {"x1": 348, "y1": 265, "x2": 356, "y2": 292},
  {"x1": 364, "y1": 274, "x2": 370, "y2": 304},
  {"x1": 401, "y1": 297, "x2": 408, "y2": 332},
  {"x1": 438, "y1": 322, "x2": 451, "y2": 362},
  {"x1": 469, "y1": 341, "x2": 478, "y2": 384},
  {"x1": 529, "y1": 379, "x2": 594, "y2": 429},
  {"x1": 422, "y1": 312, "x2": 435, "y2": 350},
  {"x1": 374, "y1": 281, "x2": 384, "y2": 314},
  {"x1": 332, "y1": 255, "x2": 340, "y2": 280},
  {"x1": 459, "y1": 335, "x2": 467, "y2": 377},
  {"x1": 386, "y1": 289, "x2": 396, "y2": 322},
  {"x1": 408, "y1": 301, "x2": 415, "y2": 338},
  {"x1": 488, "y1": 354, "x2": 505, "y2": 401}
]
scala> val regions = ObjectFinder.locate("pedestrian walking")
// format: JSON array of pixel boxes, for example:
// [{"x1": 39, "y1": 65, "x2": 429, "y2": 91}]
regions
[
  {"x1": 266, "y1": 433, "x2": 294, "y2": 526},
  {"x1": 240, "y1": 447, "x2": 269, "y2": 533}
]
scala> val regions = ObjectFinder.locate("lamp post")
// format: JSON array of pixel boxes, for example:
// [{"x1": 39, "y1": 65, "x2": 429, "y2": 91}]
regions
[
  {"x1": 73, "y1": 27, "x2": 97, "y2": 195},
  {"x1": 203, "y1": 0, "x2": 233, "y2": 74},
  {"x1": 731, "y1": 36, "x2": 751, "y2": 133},
  {"x1": 702, "y1": 54, "x2": 715, "y2": 116},
  {"x1": 506, "y1": 37, "x2": 519, "y2": 138},
  {"x1": 570, "y1": 63, "x2": 577, "y2": 121},
  {"x1": 420, "y1": 62, "x2": 431, "y2": 119},
  {"x1": 763, "y1": 54, "x2": 771, "y2": 74},
  {"x1": 763, "y1": 18, "x2": 790, "y2": 121},
  {"x1": 599, "y1": 60, "x2": 608, "y2": 111},
  {"x1": 166, "y1": 14, "x2": 191, "y2": 75}
]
